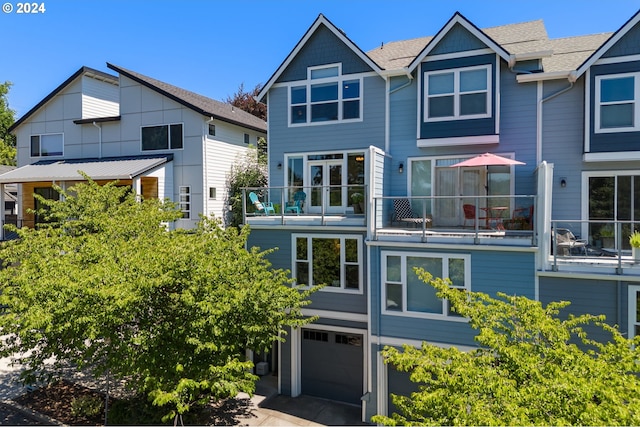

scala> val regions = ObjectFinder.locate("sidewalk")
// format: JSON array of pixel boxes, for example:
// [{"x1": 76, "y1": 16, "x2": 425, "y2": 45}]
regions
[{"x1": 0, "y1": 354, "x2": 366, "y2": 426}]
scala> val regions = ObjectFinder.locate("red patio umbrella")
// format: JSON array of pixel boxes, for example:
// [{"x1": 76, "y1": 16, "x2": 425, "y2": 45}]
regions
[
  {"x1": 449, "y1": 153, "x2": 525, "y2": 194},
  {"x1": 449, "y1": 152, "x2": 525, "y2": 168}
]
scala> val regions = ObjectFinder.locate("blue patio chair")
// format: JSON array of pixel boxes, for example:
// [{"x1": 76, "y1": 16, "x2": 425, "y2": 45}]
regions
[
  {"x1": 249, "y1": 192, "x2": 275, "y2": 215},
  {"x1": 285, "y1": 190, "x2": 306, "y2": 215}
]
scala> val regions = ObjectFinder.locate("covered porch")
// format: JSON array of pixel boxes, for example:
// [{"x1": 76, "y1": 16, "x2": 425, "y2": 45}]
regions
[{"x1": 0, "y1": 155, "x2": 173, "y2": 240}]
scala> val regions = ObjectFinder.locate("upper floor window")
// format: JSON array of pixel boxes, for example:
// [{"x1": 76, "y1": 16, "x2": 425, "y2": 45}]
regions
[
  {"x1": 382, "y1": 251, "x2": 470, "y2": 319},
  {"x1": 208, "y1": 124, "x2": 216, "y2": 137},
  {"x1": 424, "y1": 65, "x2": 490, "y2": 122},
  {"x1": 595, "y1": 73, "x2": 640, "y2": 133},
  {"x1": 289, "y1": 64, "x2": 362, "y2": 126},
  {"x1": 30, "y1": 133, "x2": 63, "y2": 157},
  {"x1": 293, "y1": 234, "x2": 362, "y2": 293},
  {"x1": 141, "y1": 124, "x2": 183, "y2": 151}
]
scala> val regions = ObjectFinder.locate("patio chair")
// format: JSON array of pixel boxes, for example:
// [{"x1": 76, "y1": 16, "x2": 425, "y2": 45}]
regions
[
  {"x1": 503, "y1": 205, "x2": 534, "y2": 230},
  {"x1": 462, "y1": 204, "x2": 487, "y2": 228},
  {"x1": 285, "y1": 190, "x2": 306, "y2": 215},
  {"x1": 392, "y1": 199, "x2": 431, "y2": 228},
  {"x1": 552, "y1": 228, "x2": 588, "y2": 256},
  {"x1": 249, "y1": 192, "x2": 275, "y2": 216}
]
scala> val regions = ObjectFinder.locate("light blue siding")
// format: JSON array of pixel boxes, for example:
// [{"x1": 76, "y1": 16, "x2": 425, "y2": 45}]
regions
[
  {"x1": 539, "y1": 277, "x2": 623, "y2": 344},
  {"x1": 267, "y1": 75, "x2": 386, "y2": 189},
  {"x1": 369, "y1": 246, "x2": 536, "y2": 341},
  {"x1": 277, "y1": 25, "x2": 374, "y2": 83},
  {"x1": 430, "y1": 23, "x2": 488, "y2": 55},
  {"x1": 541, "y1": 78, "x2": 585, "y2": 221}
]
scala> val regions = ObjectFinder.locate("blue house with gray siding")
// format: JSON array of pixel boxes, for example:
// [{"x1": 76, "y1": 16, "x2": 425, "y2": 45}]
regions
[{"x1": 246, "y1": 9, "x2": 640, "y2": 422}]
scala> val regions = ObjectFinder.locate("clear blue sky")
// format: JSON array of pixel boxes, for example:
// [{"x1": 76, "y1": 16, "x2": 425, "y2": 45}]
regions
[{"x1": 1, "y1": 0, "x2": 639, "y2": 117}]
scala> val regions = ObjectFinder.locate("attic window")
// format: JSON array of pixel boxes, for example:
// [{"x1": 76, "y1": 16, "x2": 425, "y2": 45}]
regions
[{"x1": 289, "y1": 63, "x2": 362, "y2": 126}]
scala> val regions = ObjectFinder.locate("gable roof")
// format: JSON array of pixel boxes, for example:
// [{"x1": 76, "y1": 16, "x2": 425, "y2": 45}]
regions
[
  {"x1": 257, "y1": 14, "x2": 384, "y2": 102},
  {"x1": 368, "y1": 18, "x2": 548, "y2": 71},
  {"x1": 406, "y1": 12, "x2": 512, "y2": 72},
  {"x1": 106, "y1": 63, "x2": 266, "y2": 133},
  {"x1": 8, "y1": 66, "x2": 118, "y2": 133},
  {"x1": 575, "y1": 9, "x2": 640, "y2": 78}
]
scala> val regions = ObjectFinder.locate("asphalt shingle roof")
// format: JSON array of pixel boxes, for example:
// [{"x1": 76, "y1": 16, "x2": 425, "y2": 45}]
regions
[
  {"x1": 107, "y1": 63, "x2": 267, "y2": 133},
  {"x1": 365, "y1": 18, "x2": 612, "y2": 75}
]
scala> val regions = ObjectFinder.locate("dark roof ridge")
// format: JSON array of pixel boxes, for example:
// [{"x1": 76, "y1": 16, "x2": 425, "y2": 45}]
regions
[{"x1": 107, "y1": 63, "x2": 266, "y2": 133}]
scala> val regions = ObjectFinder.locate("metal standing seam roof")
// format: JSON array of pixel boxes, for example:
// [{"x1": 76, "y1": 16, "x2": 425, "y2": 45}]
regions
[{"x1": 0, "y1": 156, "x2": 171, "y2": 184}]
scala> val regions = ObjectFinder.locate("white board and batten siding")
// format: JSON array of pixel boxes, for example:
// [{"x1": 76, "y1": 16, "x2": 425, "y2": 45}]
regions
[
  {"x1": 81, "y1": 76, "x2": 119, "y2": 119},
  {"x1": 204, "y1": 137, "x2": 249, "y2": 221}
]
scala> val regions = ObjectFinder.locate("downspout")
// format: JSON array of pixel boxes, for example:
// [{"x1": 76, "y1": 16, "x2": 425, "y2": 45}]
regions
[
  {"x1": 204, "y1": 117, "x2": 214, "y2": 219},
  {"x1": 92, "y1": 121, "x2": 102, "y2": 159},
  {"x1": 537, "y1": 74, "x2": 576, "y2": 165}
]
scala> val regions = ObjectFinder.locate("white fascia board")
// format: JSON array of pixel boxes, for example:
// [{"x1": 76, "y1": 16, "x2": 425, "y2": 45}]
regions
[
  {"x1": 257, "y1": 14, "x2": 385, "y2": 101},
  {"x1": 575, "y1": 10, "x2": 640, "y2": 78},
  {"x1": 583, "y1": 151, "x2": 640, "y2": 162},
  {"x1": 417, "y1": 134, "x2": 499, "y2": 147},
  {"x1": 407, "y1": 13, "x2": 511, "y2": 73},
  {"x1": 517, "y1": 71, "x2": 574, "y2": 83}
]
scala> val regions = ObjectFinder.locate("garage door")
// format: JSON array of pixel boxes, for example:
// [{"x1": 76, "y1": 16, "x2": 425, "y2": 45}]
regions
[{"x1": 301, "y1": 329, "x2": 363, "y2": 404}]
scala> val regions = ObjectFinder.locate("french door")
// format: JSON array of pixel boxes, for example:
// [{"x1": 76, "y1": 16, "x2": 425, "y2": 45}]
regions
[
  {"x1": 434, "y1": 166, "x2": 485, "y2": 226},
  {"x1": 308, "y1": 160, "x2": 343, "y2": 213}
]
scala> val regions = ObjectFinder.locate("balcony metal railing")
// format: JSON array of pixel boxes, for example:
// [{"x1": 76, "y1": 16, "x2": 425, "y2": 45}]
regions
[
  {"x1": 550, "y1": 219, "x2": 640, "y2": 273},
  {"x1": 373, "y1": 194, "x2": 536, "y2": 245},
  {"x1": 242, "y1": 185, "x2": 368, "y2": 224}
]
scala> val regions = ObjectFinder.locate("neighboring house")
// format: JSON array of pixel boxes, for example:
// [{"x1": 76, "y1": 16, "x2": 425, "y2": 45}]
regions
[
  {"x1": 245, "y1": 9, "x2": 640, "y2": 422},
  {"x1": 3, "y1": 64, "x2": 266, "y2": 235}
]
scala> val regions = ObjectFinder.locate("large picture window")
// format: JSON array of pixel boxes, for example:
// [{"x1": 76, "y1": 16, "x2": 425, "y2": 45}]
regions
[
  {"x1": 141, "y1": 124, "x2": 183, "y2": 151},
  {"x1": 30, "y1": 133, "x2": 63, "y2": 157},
  {"x1": 595, "y1": 73, "x2": 640, "y2": 133},
  {"x1": 424, "y1": 65, "x2": 490, "y2": 122},
  {"x1": 293, "y1": 234, "x2": 362, "y2": 292},
  {"x1": 587, "y1": 173, "x2": 640, "y2": 250},
  {"x1": 289, "y1": 64, "x2": 362, "y2": 126},
  {"x1": 382, "y1": 251, "x2": 470, "y2": 318}
]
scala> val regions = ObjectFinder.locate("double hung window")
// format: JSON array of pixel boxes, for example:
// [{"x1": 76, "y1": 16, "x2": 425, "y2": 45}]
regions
[
  {"x1": 424, "y1": 65, "x2": 490, "y2": 121},
  {"x1": 383, "y1": 251, "x2": 470, "y2": 318},
  {"x1": 30, "y1": 133, "x2": 63, "y2": 157},
  {"x1": 595, "y1": 73, "x2": 640, "y2": 132},
  {"x1": 141, "y1": 124, "x2": 183, "y2": 151},
  {"x1": 293, "y1": 234, "x2": 362, "y2": 292},
  {"x1": 290, "y1": 64, "x2": 362, "y2": 125}
]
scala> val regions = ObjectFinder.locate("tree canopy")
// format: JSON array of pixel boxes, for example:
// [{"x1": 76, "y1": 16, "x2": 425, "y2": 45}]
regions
[
  {"x1": 0, "y1": 81, "x2": 17, "y2": 165},
  {"x1": 373, "y1": 269, "x2": 640, "y2": 426},
  {"x1": 226, "y1": 145, "x2": 268, "y2": 228},
  {"x1": 226, "y1": 83, "x2": 266, "y2": 121},
  {"x1": 0, "y1": 178, "x2": 313, "y2": 422}
]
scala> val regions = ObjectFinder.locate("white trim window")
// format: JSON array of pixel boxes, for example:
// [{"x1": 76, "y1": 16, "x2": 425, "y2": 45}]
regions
[
  {"x1": 382, "y1": 251, "x2": 470, "y2": 319},
  {"x1": 141, "y1": 123, "x2": 183, "y2": 151},
  {"x1": 293, "y1": 234, "x2": 363, "y2": 293},
  {"x1": 289, "y1": 63, "x2": 362, "y2": 126},
  {"x1": 595, "y1": 73, "x2": 640, "y2": 133},
  {"x1": 30, "y1": 133, "x2": 63, "y2": 157},
  {"x1": 179, "y1": 186, "x2": 190, "y2": 219},
  {"x1": 628, "y1": 285, "x2": 640, "y2": 340},
  {"x1": 424, "y1": 64, "x2": 491, "y2": 122}
]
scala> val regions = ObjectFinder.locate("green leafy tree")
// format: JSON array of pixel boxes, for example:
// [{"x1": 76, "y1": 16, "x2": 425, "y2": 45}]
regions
[
  {"x1": 226, "y1": 145, "x2": 268, "y2": 228},
  {"x1": 374, "y1": 269, "x2": 640, "y2": 426},
  {"x1": 0, "y1": 81, "x2": 17, "y2": 165},
  {"x1": 0, "y1": 178, "x2": 313, "y2": 423}
]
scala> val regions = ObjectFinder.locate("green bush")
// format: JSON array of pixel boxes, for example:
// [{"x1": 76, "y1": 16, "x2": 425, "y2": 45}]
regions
[{"x1": 70, "y1": 395, "x2": 103, "y2": 419}]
